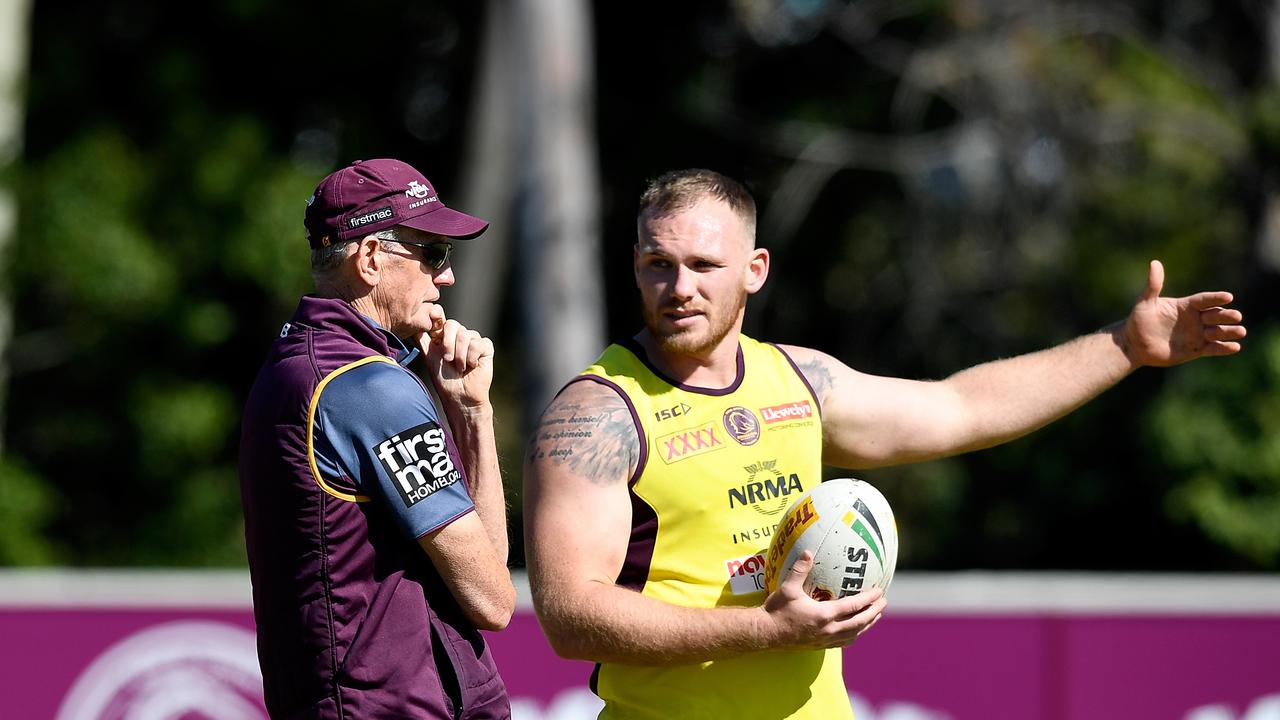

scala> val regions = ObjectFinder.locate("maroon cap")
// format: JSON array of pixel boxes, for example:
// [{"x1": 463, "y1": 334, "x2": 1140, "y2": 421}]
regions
[{"x1": 304, "y1": 158, "x2": 489, "y2": 248}]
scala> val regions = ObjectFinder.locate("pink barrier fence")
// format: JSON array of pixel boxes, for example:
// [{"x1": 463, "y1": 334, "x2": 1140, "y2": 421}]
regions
[{"x1": 2, "y1": 572, "x2": 1277, "y2": 719}]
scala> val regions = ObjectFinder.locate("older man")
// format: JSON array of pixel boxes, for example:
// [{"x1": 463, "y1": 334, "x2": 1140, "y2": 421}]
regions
[
  {"x1": 523, "y1": 168, "x2": 1246, "y2": 719},
  {"x1": 239, "y1": 159, "x2": 513, "y2": 718}
]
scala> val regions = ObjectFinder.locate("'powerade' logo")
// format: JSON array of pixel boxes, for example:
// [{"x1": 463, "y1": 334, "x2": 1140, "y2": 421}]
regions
[{"x1": 374, "y1": 421, "x2": 460, "y2": 508}]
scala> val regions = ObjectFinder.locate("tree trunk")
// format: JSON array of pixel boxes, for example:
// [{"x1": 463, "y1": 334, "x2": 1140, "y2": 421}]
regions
[
  {"x1": 1260, "y1": 4, "x2": 1280, "y2": 273},
  {"x1": 0, "y1": 0, "x2": 33, "y2": 457},
  {"x1": 514, "y1": 0, "x2": 605, "y2": 420},
  {"x1": 454, "y1": 0, "x2": 604, "y2": 426},
  {"x1": 453, "y1": 0, "x2": 518, "y2": 336}
]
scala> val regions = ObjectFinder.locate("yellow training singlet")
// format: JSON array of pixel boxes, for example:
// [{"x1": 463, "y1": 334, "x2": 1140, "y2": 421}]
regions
[{"x1": 577, "y1": 335, "x2": 851, "y2": 720}]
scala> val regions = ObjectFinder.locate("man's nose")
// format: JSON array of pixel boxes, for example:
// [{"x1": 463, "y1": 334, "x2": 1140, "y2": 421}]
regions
[{"x1": 670, "y1": 265, "x2": 696, "y2": 300}]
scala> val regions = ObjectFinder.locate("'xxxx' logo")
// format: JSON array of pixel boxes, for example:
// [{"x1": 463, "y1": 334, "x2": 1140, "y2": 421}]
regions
[{"x1": 657, "y1": 421, "x2": 725, "y2": 464}]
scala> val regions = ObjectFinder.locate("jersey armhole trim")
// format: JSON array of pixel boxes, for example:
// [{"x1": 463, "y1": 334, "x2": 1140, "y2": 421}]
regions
[
  {"x1": 308, "y1": 355, "x2": 399, "y2": 502},
  {"x1": 770, "y1": 343, "x2": 823, "y2": 420},
  {"x1": 565, "y1": 375, "x2": 649, "y2": 487}
]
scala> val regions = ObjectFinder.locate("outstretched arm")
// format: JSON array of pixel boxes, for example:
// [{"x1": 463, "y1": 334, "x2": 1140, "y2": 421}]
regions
[
  {"x1": 523, "y1": 380, "x2": 885, "y2": 665},
  {"x1": 797, "y1": 260, "x2": 1246, "y2": 469}
]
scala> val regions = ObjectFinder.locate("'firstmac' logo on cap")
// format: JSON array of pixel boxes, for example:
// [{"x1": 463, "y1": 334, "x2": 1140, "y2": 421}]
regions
[
  {"x1": 348, "y1": 205, "x2": 394, "y2": 229},
  {"x1": 374, "y1": 421, "x2": 460, "y2": 508}
]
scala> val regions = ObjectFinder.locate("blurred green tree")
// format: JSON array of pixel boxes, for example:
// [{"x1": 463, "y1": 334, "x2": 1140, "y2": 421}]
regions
[
  {"x1": 594, "y1": 0, "x2": 1275, "y2": 570},
  {"x1": 1151, "y1": 324, "x2": 1280, "y2": 565},
  {"x1": 11, "y1": 0, "x2": 483, "y2": 566},
  {"x1": 8, "y1": 0, "x2": 1276, "y2": 571}
]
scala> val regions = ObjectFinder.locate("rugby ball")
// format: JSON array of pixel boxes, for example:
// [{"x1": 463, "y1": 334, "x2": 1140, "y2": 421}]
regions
[{"x1": 763, "y1": 478, "x2": 898, "y2": 600}]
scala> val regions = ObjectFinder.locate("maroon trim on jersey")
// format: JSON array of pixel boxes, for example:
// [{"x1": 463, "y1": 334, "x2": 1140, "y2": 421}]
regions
[
  {"x1": 616, "y1": 486, "x2": 659, "y2": 594},
  {"x1": 562, "y1": 375, "x2": 648, "y2": 486},
  {"x1": 588, "y1": 662, "x2": 602, "y2": 696},
  {"x1": 557, "y1": 375, "x2": 658, "y2": 595},
  {"x1": 620, "y1": 335, "x2": 745, "y2": 396},
  {"x1": 769, "y1": 343, "x2": 823, "y2": 419}
]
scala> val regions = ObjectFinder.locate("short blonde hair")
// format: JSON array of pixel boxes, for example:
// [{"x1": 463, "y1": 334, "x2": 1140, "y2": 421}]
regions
[{"x1": 637, "y1": 169, "x2": 757, "y2": 245}]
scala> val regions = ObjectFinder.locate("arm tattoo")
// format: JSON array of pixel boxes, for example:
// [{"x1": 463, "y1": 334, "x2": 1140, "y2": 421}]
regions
[
  {"x1": 527, "y1": 387, "x2": 639, "y2": 486},
  {"x1": 795, "y1": 354, "x2": 835, "y2": 407}
]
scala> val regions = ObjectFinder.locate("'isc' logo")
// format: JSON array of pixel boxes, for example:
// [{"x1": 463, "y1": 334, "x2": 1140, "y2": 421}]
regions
[{"x1": 654, "y1": 402, "x2": 692, "y2": 423}]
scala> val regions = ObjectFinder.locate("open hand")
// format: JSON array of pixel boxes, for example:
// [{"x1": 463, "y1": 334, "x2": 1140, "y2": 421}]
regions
[{"x1": 1123, "y1": 260, "x2": 1246, "y2": 367}]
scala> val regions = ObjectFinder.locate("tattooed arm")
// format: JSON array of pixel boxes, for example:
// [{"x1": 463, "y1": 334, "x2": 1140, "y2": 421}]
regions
[
  {"x1": 781, "y1": 270, "x2": 1245, "y2": 469},
  {"x1": 782, "y1": 344, "x2": 970, "y2": 468},
  {"x1": 785, "y1": 340, "x2": 1138, "y2": 469},
  {"x1": 523, "y1": 379, "x2": 884, "y2": 664}
]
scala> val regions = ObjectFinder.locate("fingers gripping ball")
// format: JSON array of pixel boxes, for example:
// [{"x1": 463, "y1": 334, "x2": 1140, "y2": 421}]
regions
[{"x1": 763, "y1": 479, "x2": 899, "y2": 600}]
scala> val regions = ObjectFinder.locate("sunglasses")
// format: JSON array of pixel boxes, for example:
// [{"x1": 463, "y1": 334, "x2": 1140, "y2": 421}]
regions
[{"x1": 396, "y1": 240, "x2": 453, "y2": 270}]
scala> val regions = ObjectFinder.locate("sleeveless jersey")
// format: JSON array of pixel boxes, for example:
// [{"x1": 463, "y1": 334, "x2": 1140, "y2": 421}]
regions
[{"x1": 576, "y1": 335, "x2": 852, "y2": 720}]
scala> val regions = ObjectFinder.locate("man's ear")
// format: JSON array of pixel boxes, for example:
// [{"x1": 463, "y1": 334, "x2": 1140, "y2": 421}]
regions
[
  {"x1": 745, "y1": 247, "x2": 769, "y2": 295},
  {"x1": 352, "y1": 235, "x2": 382, "y2": 287}
]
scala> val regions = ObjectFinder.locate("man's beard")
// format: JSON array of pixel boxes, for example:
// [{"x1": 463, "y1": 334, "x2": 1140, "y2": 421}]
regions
[{"x1": 644, "y1": 292, "x2": 747, "y2": 357}]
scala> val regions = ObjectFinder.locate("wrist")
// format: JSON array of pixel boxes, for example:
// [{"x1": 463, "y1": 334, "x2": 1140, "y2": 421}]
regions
[
  {"x1": 752, "y1": 605, "x2": 783, "y2": 649},
  {"x1": 446, "y1": 401, "x2": 494, "y2": 425},
  {"x1": 1107, "y1": 320, "x2": 1141, "y2": 370}
]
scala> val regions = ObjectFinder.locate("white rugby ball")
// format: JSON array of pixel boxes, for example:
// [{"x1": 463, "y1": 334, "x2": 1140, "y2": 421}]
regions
[{"x1": 763, "y1": 478, "x2": 898, "y2": 600}]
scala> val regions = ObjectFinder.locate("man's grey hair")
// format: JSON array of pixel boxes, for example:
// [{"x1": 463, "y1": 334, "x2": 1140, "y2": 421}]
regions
[{"x1": 309, "y1": 227, "x2": 404, "y2": 288}]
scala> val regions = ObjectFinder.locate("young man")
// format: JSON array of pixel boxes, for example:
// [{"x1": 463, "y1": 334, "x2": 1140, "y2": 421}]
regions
[
  {"x1": 239, "y1": 159, "x2": 513, "y2": 718},
  {"x1": 522, "y1": 168, "x2": 1246, "y2": 719}
]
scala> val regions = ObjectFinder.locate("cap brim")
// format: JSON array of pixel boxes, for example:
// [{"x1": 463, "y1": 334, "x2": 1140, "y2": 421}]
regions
[{"x1": 400, "y1": 206, "x2": 489, "y2": 240}]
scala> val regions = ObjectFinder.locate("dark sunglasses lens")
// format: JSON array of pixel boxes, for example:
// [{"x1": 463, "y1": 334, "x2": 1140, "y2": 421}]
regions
[
  {"x1": 424, "y1": 243, "x2": 451, "y2": 269},
  {"x1": 409, "y1": 242, "x2": 450, "y2": 269}
]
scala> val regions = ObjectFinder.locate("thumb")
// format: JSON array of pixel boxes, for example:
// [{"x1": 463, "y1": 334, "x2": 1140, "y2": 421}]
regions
[
  {"x1": 1143, "y1": 259, "x2": 1164, "y2": 302},
  {"x1": 420, "y1": 307, "x2": 448, "y2": 357},
  {"x1": 782, "y1": 551, "x2": 814, "y2": 592},
  {"x1": 425, "y1": 304, "x2": 447, "y2": 340}
]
